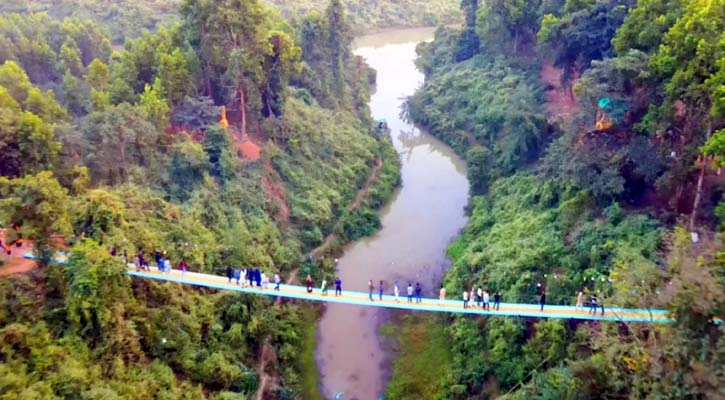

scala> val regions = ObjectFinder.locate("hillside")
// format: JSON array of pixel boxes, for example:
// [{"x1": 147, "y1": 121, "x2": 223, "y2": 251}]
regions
[
  {"x1": 388, "y1": 0, "x2": 725, "y2": 398},
  {"x1": 0, "y1": 0, "x2": 461, "y2": 42},
  {"x1": 0, "y1": 0, "x2": 399, "y2": 398}
]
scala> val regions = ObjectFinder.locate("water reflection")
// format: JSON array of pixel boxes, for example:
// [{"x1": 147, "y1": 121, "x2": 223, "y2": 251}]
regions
[{"x1": 315, "y1": 27, "x2": 468, "y2": 400}]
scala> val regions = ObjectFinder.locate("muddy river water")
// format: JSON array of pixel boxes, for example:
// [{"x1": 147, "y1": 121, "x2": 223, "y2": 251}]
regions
[{"x1": 315, "y1": 27, "x2": 469, "y2": 399}]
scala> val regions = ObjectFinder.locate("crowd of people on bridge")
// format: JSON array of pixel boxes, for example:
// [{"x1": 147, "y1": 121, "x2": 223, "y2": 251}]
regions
[{"x1": 128, "y1": 249, "x2": 608, "y2": 314}]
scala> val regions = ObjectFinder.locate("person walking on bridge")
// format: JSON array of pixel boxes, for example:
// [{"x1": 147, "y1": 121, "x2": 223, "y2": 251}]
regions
[
  {"x1": 598, "y1": 293, "x2": 605, "y2": 315},
  {"x1": 274, "y1": 273, "x2": 281, "y2": 291},
  {"x1": 439, "y1": 286, "x2": 446, "y2": 304},
  {"x1": 483, "y1": 290, "x2": 490, "y2": 311},
  {"x1": 540, "y1": 291, "x2": 546, "y2": 311},
  {"x1": 394, "y1": 281, "x2": 400, "y2": 302},
  {"x1": 476, "y1": 287, "x2": 483, "y2": 307},
  {"x1": 589, "y1": 294, "x2": 598, "y2": 315},
  {"x1": 248, "y1": 269, "x2": 254, "y2": 287},
  {"x1": 261, "y1": 272, "x2": 269, "y2": 289},
  {"x1": 321, "y1": 278, "x2": 328, "y2": 295},
  {"x1": 255, "y1": 268, "x2": 262, "y2": 287},
  {"x1": 306, "y1": 274, "x2": 313, "y2": 293},
  {"x1": 368, "y1": 280, "x2": 374, "y2": 301},
  {"x1": 463, "y1": 289, "x2": 469, "y2": 309},
  {"x1": 407, "y1": 283, "x2": 414, "y2": 303},
  {"x1": 378, "y1": 280, "x2": 384, "y2": 300},
  {"x1": 415, "y1": 283, "x2": 422, "y2": 303},
  {"x1": 225, "y1": 266, "x2": 233, "y2": 283},
  {"x1": 493, "y1": 292, "x2": 500, "y2": 310},
  {"x1": 233, "y1": 268, "x2": 241, "y2": 284},
  {"x1": 335, "y1": 277, "x2": 342, "y2": 296},
  {"x1": 576, "y1": 290, "x2": 585, "y2": 310}
]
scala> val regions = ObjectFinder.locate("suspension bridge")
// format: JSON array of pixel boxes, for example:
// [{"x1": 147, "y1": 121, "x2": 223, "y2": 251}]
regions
[{"x1": 24, "y1": 252, "x2": 681, "y2": 323}]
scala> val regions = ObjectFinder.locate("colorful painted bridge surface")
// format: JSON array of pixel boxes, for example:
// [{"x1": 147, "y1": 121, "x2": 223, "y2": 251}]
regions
[{"x1": 23, "y1": 253, "x2": 680, "y2": 323}]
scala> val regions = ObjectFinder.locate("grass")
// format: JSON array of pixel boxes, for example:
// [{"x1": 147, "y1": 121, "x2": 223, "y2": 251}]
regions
[
  {"x1": 382, "y1": 314, "x2": 453, "y2": 400},
  {"x1": 298, "y1": 306, "x2": 323, "y2": 400}
]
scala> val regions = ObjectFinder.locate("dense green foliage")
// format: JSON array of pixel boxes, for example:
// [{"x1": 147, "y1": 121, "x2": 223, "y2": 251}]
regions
[
  {"x1": 0, "y1": 1, "x2": 400, "y2": 398},
  {"x1": 0, "y1": 1, "x2": 179, "y2": 43},
  {"x1": 0, "y1": 0, "x2": 461, "y2": 42},
  {"x1": 389, "y1": 0, "x2": 725, "y2": 398},
  {"x1": 267, "y1": 0, "x2": 461, "y2": 33}
]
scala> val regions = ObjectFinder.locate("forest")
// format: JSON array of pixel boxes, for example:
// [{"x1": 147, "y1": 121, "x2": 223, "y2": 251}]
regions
[
  {"x1": 0, "y1": 0, "x2": 461, "y2": 42},
  {"x1": 388, "y1": 0, "x2": 725, "y2": 398},
  {"x1": 0, "y1": 0, "x2": 400, "y2": 398}
]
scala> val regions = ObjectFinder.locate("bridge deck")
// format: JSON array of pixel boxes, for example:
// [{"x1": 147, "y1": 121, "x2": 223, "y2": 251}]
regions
[
  {"x1": 127, "y1": 268, "x2": 672, "y2": 323},
  {"x1": 22, "y1": 252, "x2": 675, "y2": 323}
]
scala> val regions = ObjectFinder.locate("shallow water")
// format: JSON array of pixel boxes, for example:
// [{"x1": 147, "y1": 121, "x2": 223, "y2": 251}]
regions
[{"x1": 315, "y1": 27, "x2": 469, "y2": 400}]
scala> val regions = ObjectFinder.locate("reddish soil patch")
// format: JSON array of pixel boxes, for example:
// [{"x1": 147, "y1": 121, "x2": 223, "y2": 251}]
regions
[
  {"x1": 237, "y1": 140, "x2": 261, "y2": 160},
  {"x1": 0, "y1": 229, "x2": 37, "y2": 276},
  {"x1": 262, "y1": 158, "x2": 291, "y2": 223},
  {"x1": 541, "y1": 63, "x2": 579, "y2": 123}
]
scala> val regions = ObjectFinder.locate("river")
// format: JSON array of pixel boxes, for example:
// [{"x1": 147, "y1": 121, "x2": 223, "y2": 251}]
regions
[{"x1": 314, "y1": 27, "x2": 469, "y2": 399}]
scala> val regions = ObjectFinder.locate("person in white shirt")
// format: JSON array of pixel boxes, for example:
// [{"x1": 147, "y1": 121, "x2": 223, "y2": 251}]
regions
[
  {"x1": 576, "y1": 290, "x2": 584, "y2": 310},
  {"x1": 407, "y1": 283, "x2": 414, "y2": 303},
  {"x1": 477, "y1": 287, "x2": 483, "y2": 307},
  {"x1": 394, "y1": 282, "x2": 400, "y2": 302},
  {"x1": 261, "y1": 272, "x2": 269, "y2": 289},
  {"x1": 462, "y1": 290, "x2": 469, "y2": 309},
  {"x1": 274, "y1": 273, "x2": 281, "y2": 291},
  {"x1": 439, "y1": 286, "x2": 446, "y2": 304},
  {"x1": 483, "y1": 290, "x2": 490, "y2": 311}
]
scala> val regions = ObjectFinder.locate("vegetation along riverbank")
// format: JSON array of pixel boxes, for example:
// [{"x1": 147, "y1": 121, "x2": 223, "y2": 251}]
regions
[
  {"x1": 386, "y1": 0, "x2": 725, "y2": 398},
  {"x1": 0, "y1": 0, "x2": 403, "y2": 398}
]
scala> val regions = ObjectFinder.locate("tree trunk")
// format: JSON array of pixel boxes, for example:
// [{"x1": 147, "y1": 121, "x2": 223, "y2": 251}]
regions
[
  {"x1": 238, "y1": 81, "x2": 247, "y2": 136},
  {"x1": 689, "y1": 121, "x2": 712, "y2": 231}
]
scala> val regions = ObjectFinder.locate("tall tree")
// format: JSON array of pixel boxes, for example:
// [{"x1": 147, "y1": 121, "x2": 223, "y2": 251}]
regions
[
  {"x1": 326, "y1": 0, "x2": 352, "y2": 102},
  {"x1": 0, "y1": 171, "x2": 71, "y2": 265}
]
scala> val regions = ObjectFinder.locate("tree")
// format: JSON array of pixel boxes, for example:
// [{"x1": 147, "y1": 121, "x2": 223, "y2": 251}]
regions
[
  {"x1": 85, "y1": 58, "x2": 109, "y2": 91},
  {"x1": 612, "y1": 0, "x2": 684, "y2": 55},
  {"x1": 81, "y1": 103, "x2": 161, "y2": 184},
  {"x1": 157, "y1": 47, "x2": 194, "y2": 106},
  {"x1": 0, "y1": 171, "x2": 71, "y2": 265},
  {"x1": 60, "y1": 38, "x2": 84, "y2": 77},
  {"x1": 479, "y1": 0, "x2": 543, "y2": 53},
  {"x1": 61, "y1": 70, "x2": 88, "y2": 116},
  {"x1": 0, "y1": 87, "x2": 62, "y2": 177},
  {"x1": 171, "y1": 95, "x2": 220, "y2": 132},
  {"x1": 202, "y1": 125, "x2": 237, "y2": 183},
  {"x1": 455, "y1": 0, "x2": 480, "y2": 61},
  {"x1": 138, "y1": 79, "x2": 170, "y2": 132},
  {"x1": 326, "y1": 0, "x2": 352, "y2": 101},
  {"x1": 466, "y1": 146, "x2": 493, "y2": 194},
  {"x1": 538, "y1": 0, "x2": 632, "y2": 88},
  {"x1": 66, "y1": 238, "x2": 132, "y2": 343},
  {"x1": 181, "y1": 0, "x2": 271, "y2": 132},
  {"x1": 648, "y1": 0, "x2": 725, "y2": 229},
  {"x1": 167, "y1": 135, "x2": 211, "y2": 201},
  {"x1": 262, "y1": 31, "x2": 301, "y2": 118}
]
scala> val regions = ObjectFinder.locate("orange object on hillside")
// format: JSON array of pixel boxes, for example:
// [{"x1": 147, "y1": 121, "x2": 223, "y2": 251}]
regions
[{"x1": 219, "y1": 105, "x2": 229, "y2": 128}]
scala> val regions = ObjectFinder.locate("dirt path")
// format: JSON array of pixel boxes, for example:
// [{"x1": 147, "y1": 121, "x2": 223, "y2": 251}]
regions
[
  {"x1": 310, "y1": 155, "x2": 383, "y2": 260},
  {"x1": 253, "y1": 340, "x2": 278, "y2": 400}
]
